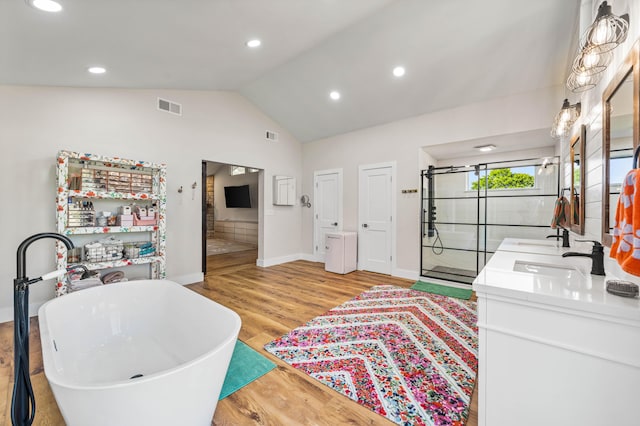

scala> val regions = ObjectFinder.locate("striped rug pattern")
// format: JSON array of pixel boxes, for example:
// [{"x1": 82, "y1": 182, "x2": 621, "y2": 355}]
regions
[{"x1": 264, "y1": 285, "x2": 478, "y2": 426}]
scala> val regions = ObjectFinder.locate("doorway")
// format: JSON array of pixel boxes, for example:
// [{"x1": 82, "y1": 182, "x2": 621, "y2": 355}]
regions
[
  {"x1": 358, "y1": 162, "x2": 395, "y2": 275},
  {"x1": 313, "y1": 169, "x2": 343, "y2": 262},
  {"x1": 201, "y1": 160, "x2": 260, "y2": 275}
]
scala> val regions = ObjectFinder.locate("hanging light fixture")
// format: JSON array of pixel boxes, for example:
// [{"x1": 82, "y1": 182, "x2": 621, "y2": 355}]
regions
[
  {"x1": 566, "y1": 49, "x2": 611, "y2": 92},
  {"x1": 573, "y1": 48, "x2": 612, "y2": 75},
  {"x1": 566, "y1": 67, "x2": 605, "y2": 92},
  {"x1": 566, "y1": 2, "x2": 628, "y2": 93},
  {"x1": 551, "y1": 99, "x2": 581, "y2": 138},
  {"x1": 580, "y1": 1, "x2": 629, "y2": 54}
]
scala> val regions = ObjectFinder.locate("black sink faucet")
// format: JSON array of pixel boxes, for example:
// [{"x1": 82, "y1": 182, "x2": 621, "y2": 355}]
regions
[
  {"x1": 561, "y1": 240, "x2": 605, "y2": 275},
  {"x1": 546, "y1": 228, "x2": 570, "y2": 248}
]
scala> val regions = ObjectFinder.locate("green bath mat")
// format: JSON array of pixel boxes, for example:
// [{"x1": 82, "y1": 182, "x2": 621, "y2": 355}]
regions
[
  {"x1": 219, "y1": 340, "x2": 276, "y2": 400},
  {"x1": 410, "y1": 281, "x2": 473, "y2": 300}
]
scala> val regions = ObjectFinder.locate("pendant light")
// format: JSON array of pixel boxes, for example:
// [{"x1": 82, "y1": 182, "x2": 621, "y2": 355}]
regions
[{"x1": 580, "y1": 1, "x2": 629, "y2": 54}]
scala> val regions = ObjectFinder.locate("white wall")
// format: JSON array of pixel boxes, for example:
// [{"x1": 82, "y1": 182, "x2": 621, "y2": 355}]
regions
[
  {"x1": 0, "y1": 85, "x2": 302, "y2": 320},
  {"x1": 302, "y1": 86, "x2": 563, "y2": 278},
  {"x1": 558, "y1": 0, "x2": 640, "y2": 245}
]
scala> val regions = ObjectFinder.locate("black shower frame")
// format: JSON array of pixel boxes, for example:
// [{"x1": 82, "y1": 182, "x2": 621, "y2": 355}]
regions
[{"x1": 420, "y1": 156, "x2": 561, "y2": 285}]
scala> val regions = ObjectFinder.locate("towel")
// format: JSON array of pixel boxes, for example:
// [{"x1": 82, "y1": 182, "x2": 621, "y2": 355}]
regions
[
  {"x1": 550, "y1": 196, "x2": 570, "y2": 229},
  {"x1": 101, "y1": 271, "x2": 126, "y2": 284},
  {"x1": 610, "y1": 169, "x2": 640, "y2": 275},
  {"x1": 572, "y1": 193, "x2": 580, "y2": 224}
]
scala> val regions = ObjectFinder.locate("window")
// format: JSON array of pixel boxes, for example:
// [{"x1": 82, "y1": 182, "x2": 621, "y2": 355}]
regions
[
  {"x1": 230, "y1": 166, "x2": 260, "y2": 176},
  {"x1": 230, "y1": 166, "x2": 245, "y2": 176},
  {"x1": 468, "y1": 166, "x2": 535, "y2": 190},
  {"x1": 610, "y1": 155, "x2": 632, "y2": 185}
]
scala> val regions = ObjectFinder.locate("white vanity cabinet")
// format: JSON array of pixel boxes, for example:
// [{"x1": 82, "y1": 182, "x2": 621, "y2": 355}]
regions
[
  {"x1": 55, "y1": 150, "x2": 167, "y2": 295},
  {"x1": 473, "y1": 247, "x2": 640, "y2": 426}
]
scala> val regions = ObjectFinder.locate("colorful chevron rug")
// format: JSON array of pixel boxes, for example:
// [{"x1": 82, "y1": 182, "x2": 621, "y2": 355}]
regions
[{"x1": 264, "y1": 285, "x2": 477, "y2": 426}]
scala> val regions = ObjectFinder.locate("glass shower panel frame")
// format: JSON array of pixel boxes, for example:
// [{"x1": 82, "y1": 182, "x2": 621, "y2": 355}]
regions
[{"x1": 421, "y1": 157, "x2": 560, "y2": 285}]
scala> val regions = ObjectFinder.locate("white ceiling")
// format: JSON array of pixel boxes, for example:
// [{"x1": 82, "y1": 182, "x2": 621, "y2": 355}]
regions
[
  {"x1": 424, "y1": 129, "x2": 556, "y2": 161},
  {"x1": 1, "y1": 0, "x2": 581, "y2": 142}
]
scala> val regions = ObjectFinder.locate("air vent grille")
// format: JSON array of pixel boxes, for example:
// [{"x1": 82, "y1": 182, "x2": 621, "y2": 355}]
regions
[
  {"x1": 157, "y1": 98, "x2": 182, "y2": 116},
  {"x1": 266, "y1": 131, "x2": 278, "y2": 141}
]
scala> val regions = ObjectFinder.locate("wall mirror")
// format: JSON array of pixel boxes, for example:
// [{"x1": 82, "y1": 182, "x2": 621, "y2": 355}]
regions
[
  {"x1": 570, "y1": 125, "x2": 586, "y2": 235},
  {"x1": 603, "y1": 41, "x2": 639, "y2": 246}
]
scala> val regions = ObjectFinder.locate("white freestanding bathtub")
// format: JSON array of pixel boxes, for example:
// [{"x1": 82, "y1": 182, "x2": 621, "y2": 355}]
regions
[{"x1": 38, "y1": 279, "x2": 241, "y2": 426}]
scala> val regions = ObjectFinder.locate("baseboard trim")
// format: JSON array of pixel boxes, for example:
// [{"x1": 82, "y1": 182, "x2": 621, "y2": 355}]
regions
[
  {"x1": 299, "y1": 253, "x2": 319, "y2": 262},
  {"x1": 259, "y1": 253, "x2": 303, "y2": 267},
  {"x1": 170, "y1": 272, "x2": 205, "y2": 285},
  {"x1": 392, "y1": 268, "x2": 419, "y2": 281},
  {"x1": 0, "y1": 306, "x2": 14, "y2": 323},
  {"x1": 416, "y1": 276, "x2": 472, "y2": 290},
  {"x1": 0, "y1": 299, "x2": 46, "y2": 323}
]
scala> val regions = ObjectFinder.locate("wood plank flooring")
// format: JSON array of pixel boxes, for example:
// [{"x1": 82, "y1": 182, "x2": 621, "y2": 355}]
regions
[{"x1": 0, "y1": 251, "x2": 478, "y2": 425}]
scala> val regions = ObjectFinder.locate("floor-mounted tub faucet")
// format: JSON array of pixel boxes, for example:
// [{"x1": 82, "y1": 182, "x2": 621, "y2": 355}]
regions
[
  {"x1": 546, "y1": 228, "x2": 570, "y2": 248},
  {"x1": 12, "y1": 232, "x2": 74, "y2": 426},
  {"x1": 561, "y1": 240, "x2": 605, "y2": 276}
]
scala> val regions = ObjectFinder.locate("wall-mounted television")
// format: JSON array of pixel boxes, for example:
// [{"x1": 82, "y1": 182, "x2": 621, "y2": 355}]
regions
[{"x1": 224, "y1": 185, "x2": 251, "y2": 208}]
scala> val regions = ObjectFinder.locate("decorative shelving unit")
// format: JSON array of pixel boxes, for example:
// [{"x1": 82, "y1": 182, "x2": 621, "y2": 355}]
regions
[{"x1": 55, "y1": 150, "x2": 167, "y2": 296}]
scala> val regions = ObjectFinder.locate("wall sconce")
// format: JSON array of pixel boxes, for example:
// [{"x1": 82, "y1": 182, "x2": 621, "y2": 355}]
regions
[
  {"x1": 581, "y1": 1, "x2": 629, "y2": 54},
  {"x1": 566, "y1": 2, "x2": 629, "y2": 93},
  {"x1": 300, "y1": 195, "x2": 311, "y2": 208},
  {"x1": 574, "y1": 48, "x2": 612, "y2": 75},
  {"x1": 566, "y1": 68, "x2": 604, "y2": 92},
  {"x1": 567, "y1": 48, "x2": 611, "y2": 92},
  {"x1": 551, "y1": 99, "x2": 580, "y2": 139}
]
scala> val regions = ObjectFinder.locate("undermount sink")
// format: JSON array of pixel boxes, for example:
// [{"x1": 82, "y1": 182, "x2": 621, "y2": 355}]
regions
[{"x1": 513, "y1": 260, "x2": 582, "y2": 279}]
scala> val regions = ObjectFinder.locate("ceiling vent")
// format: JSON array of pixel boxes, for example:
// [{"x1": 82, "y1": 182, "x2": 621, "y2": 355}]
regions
[
  {"x1": 157, "y1": 98, "x2": 182, "y2": 116},
  {"x1": 266, "y1": 130, "x2": 278, "y2": 141}
]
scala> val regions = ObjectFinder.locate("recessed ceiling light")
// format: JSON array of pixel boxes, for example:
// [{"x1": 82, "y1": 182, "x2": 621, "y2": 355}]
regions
[
  {"x1": 26, "y1": 0, "x2": 62, "y2": 12},
  {"x1": 392, "y1": 66, "x2": 406, "y2": 77},
  {"x1": 246, "y1": 39, "x2": 261, "y2": 48},
  {"x1": 475, "y1": 144, "x2": 496, "y2": 152},
  {"x1": 88, "y1": 66, "x2": 106, "y2": 74},
  {"x1": 329, "y1": 91, "x2": 341, "y2": 101}
]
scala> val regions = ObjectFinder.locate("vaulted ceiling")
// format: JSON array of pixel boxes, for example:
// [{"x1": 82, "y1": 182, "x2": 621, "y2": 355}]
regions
[{"x1": 1, "y1": 0, "x2": 581, "y2": 142}]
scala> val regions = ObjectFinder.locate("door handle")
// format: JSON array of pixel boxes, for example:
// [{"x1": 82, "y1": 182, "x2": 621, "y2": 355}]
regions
[
  {"x1": 332, "y1": 222, "x2": 338, "y2": 226},
  {"x1": 362, "y1": 223, "x2": 368, "y2": 228}
]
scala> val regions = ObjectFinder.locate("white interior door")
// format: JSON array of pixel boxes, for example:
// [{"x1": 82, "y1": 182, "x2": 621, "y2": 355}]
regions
[
  {"x1": 314, "y1": 169, "x2": 342, "y2": 261},
  {"x1": 359, "y1": 163, "x2": 394, "y2": 274}
]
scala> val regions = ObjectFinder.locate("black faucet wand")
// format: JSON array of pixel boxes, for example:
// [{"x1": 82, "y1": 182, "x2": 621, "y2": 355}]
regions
[
  {"x1": 12, "y1": 233, "x2": 74, "y2": 426},
  {"x1": 561, "y1": 240, "x2": 605, "y2": 276},
  {"x1": 546, "y1": 228, "x2": 570, "y2": 248}
]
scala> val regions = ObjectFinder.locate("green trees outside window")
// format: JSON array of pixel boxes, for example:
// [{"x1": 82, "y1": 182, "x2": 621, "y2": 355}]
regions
[{"x1": 471, "y1": 168, "x2": 535, "y2": 190}]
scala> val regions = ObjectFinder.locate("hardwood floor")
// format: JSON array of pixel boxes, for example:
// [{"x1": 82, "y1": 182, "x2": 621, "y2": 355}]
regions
[
  {"x1": 0, "y1": 253, "x2": 478, "y2": 425},
  {"x1": 205, "y1": 248, "x2": 258, "y2": 276}
]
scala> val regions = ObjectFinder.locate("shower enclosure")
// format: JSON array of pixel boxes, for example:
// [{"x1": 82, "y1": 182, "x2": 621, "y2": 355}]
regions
[{"x1": 420, "y1": 157, "x2": 560, "y2": 285}]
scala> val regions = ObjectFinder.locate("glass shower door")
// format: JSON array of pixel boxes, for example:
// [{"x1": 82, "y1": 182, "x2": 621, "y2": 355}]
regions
[
  {"x1": 421, "y1": 165, "x2": 483, "y2": 284},
  {"x1": 420, "y1": 157, "x2": 559, "y2": 285}
]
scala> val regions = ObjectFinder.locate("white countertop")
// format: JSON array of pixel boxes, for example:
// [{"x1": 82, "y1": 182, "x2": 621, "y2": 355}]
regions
[
  {"x1": 474, "y1": 241, "x2": 640, "y2": 322},
  {"x1": 497, "y1": 237, "x2": 590, "y2": 256}
]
